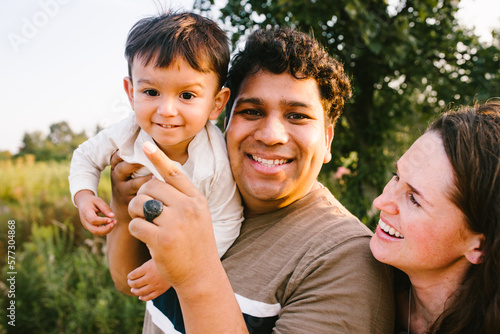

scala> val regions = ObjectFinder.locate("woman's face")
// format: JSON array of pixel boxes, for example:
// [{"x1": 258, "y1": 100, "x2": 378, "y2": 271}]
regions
[{"x1": 370, "y1": 132, "x2": 482, "y2": 277}]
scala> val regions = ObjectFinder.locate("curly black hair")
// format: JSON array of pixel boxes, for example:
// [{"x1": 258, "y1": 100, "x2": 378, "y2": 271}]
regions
[{"x1": 225, "y1": 27, "x2": 352, "y2": 125}]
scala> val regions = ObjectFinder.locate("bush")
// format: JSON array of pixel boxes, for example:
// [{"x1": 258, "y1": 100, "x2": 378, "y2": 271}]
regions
[
  {"x1": 1, "y1": 222, "x2": 144, "y2": 333},
  {"x1": 0, "y1": 160, "x2": 145, "y2": 333}
]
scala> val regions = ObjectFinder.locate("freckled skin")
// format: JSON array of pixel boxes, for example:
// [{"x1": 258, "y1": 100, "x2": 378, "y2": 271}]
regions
[{"x1": 370, "y1": 132, "x2": 479, "y2": 277}]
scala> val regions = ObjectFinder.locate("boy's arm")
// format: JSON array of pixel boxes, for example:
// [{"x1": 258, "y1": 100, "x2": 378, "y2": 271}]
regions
[
  {"x1": 106, "y1": 153, "x2": 152, "y2": 294},
  {"x1": 69, "y1": 128, "x2": 119, "y2": 205},
  {"x1": 69, "y1": 115, "x2": 137, "y2": 205}
]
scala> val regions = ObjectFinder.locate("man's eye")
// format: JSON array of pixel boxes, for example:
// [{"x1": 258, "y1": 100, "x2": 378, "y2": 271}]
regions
[
  {"x1": 235, "y1": 109, "x2": 261, "y2": 117},
  {"x1": 144, "y1": 90, "x2": 159, "y2": 97},
  {"x1": 181, "y1": 92, "x2": 195, "y2": 100},
  {"x1": 288, "y1": 113, "x2": 309, "y2": 120}
]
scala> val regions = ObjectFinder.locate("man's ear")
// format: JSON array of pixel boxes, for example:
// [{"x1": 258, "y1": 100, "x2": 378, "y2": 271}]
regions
[
  {"x1": 323, "y1": 124, "x2": 334, "y2": 163},
  {"x1": 123, "y1": 76, "x2": 135, "y2": 109},
  {"x1": 465, "y1": 233, "x2": 485, "y2": 264},
  {"x1": 209, "y1": 87, "x2": 231, "y2": 120}
]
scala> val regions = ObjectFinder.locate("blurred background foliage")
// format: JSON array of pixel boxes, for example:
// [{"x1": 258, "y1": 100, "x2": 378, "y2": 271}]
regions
[
  {"x1": 0, "y1": 159, "x2": 145, "y2": 333},
  {"x1": 1, "y1": 0, "x2": 499, "y2": 331},
  {"x1": 196, "y1": 0, "x2": 500, "y2": 227}
]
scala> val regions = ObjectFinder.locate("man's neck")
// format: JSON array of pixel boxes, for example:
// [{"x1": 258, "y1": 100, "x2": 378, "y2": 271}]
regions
[{"x1": 243, "y1": 181, "x2": 322, "y2": 218}]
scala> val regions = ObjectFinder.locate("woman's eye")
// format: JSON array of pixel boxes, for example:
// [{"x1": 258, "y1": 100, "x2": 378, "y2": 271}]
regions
[
  {"x1": 409, "y1": 193, "x2": 421, "y2": 207},
  {"x1": 392, "y1": 172, "x2": 400, "y2": 182},
  {"x1": 181, "y1": 92, "x2": 195, "y2": 100},
  {"x1": 144, "y1": 89, "x2": 159, "y2": 97}
]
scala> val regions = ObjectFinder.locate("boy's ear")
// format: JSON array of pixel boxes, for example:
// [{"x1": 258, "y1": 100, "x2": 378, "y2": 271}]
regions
[
  {"x1": 323, "y1": 124, "x2": 334, "y2": 164},
  {"x1": 209, "y1": 87, "x2": 231, "y2": 120},
  {"x1": 465, "y1": 233, "x2": 485, "y2": 265},
  {"x1": 123, "y1": 77, "x2": 135, "y2": 109}
]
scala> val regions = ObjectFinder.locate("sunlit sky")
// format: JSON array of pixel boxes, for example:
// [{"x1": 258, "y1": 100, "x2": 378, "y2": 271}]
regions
[{"x1": 1, "y1": 0, "x2": 498, "y2": 154}]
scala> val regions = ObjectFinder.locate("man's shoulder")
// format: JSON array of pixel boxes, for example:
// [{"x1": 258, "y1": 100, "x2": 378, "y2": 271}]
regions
[{"x1": 287, "y1": 186, "x2": 373, "y2": 239}]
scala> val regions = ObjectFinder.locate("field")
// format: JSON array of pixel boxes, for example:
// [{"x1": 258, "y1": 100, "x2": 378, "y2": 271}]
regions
[{"x1": 0, "y1": 157, "x2": 145, "y2": 333}]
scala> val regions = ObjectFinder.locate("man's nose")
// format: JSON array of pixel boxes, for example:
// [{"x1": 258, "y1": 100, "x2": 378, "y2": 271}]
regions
[{"x1": 254, "y1": 115, "x2": 288, "y2": 145}]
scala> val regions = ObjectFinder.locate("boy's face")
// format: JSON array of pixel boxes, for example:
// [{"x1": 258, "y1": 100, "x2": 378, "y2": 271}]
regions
[
  {"x1": 124, "y1": 56, "x2": 229, "y2": 163},
  {"x1": 225, "y1": 70, "x2": 334, "y2": 216}
]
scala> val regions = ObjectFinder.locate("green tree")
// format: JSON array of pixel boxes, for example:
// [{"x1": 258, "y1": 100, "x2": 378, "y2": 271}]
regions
[
  {"x1": 196, "y1": 0, "x2": 500, "y2": 226},
  {"x1": 16, "y1": 121, "x2": 87, "y2": 161}
]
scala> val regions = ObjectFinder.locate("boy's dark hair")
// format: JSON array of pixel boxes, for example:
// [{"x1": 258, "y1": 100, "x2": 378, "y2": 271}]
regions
[
  {"x1": 125, "y1": 12, "x2": 230, "y2": 89},
  {"x1": 225, "y1": 27, "x2": 352, "y2": 125}
]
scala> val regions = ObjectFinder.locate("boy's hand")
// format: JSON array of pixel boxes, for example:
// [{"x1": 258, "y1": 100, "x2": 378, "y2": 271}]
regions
[
  {"x1": 75, "y1": 190, "x2": 116, "y2": 236},
  {"x1": 127, "y1": 259, "x2": 171, "y2": 301}
]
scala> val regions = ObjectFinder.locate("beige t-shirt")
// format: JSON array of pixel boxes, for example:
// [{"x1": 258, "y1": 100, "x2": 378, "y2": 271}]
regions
[{"x1": 143, "y1": 185, "x2": 395, "y2": 333}]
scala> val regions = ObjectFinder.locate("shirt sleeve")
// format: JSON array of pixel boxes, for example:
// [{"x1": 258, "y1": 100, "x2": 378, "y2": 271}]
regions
[
  {"x1": 273, "y1": 236, "x2": 395, "y2": 334},
  {"x1": 68, "y1": 117, "x2": 135, "y2": 205}
]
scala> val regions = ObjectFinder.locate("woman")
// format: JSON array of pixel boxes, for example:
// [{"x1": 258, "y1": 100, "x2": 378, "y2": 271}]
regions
[{"x1": 370, "y1": 102, "x2": 500, "y2": 334}]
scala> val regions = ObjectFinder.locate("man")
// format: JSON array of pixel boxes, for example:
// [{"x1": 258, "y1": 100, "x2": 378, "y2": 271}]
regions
[{"x1": 108, "y1": 27, "x2": 394, "y2": 333}]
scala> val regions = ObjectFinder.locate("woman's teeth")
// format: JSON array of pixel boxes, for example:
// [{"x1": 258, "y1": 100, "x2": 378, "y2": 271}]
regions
[{"x1": 379, "y1": 220, "x2": 404, "y2": 239}]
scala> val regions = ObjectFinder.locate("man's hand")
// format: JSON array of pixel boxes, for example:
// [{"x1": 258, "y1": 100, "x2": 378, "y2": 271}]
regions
[
  {"x1": 128, "y1": 141, "x2": 219, "y2": 292},
  {"x1": 110, "y1": 152, "x2": 152, "y2": 207},
  {"x1": 127, "y1": 141, "x2": 247, "y2": 333}
]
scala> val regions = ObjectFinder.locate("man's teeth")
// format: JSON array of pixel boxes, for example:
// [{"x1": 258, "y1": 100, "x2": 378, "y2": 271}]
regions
[
  {"x1": 252, "y1": 155, "x2": 289, "y2": 167},
  {"x1": 379, "y1": 220, "x2": 404, "y2": 239}
]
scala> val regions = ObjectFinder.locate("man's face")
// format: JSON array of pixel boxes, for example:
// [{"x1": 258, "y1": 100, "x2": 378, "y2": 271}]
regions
[{"x1": 225, "y1": 70, "x2": 334, "y2": 216}]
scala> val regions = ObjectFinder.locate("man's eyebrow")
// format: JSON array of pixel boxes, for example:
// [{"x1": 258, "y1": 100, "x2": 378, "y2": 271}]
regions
[
  {"x1": 281, "y1": 100, "x2": 310, "y2": 108},
  {"x1": 395, "y1": 161, "x2": 432, "y2": 207},
  {"x1": 234, "y1": 97, "x2": 263, "y2": 107},
  {"x1": 233, "y1": 97, "x2": 311, "y2": 109}
]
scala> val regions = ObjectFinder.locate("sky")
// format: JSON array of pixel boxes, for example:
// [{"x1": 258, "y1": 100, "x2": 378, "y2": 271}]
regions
[{"x1": 1, "y1": 0, "x2": 499, "y2": 154}]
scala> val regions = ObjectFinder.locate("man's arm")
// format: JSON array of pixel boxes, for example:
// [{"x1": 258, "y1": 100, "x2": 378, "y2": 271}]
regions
[
  {"x1": 128, "y1": 141, "x2": 248, "y2": 333},
  {"x1": 106, "y1": 153, "x2": 151, "y2": 295}
]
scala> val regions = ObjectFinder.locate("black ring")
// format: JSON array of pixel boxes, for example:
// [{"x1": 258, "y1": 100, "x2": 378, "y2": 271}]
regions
[{"x1": 143, "y1": 199, "x2": 163, "y2": 222}]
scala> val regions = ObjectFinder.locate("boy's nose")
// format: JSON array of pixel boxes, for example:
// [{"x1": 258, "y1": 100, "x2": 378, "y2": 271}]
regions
[{"x1": 156, "y1": 98, "x2": 177, "y2": 117}]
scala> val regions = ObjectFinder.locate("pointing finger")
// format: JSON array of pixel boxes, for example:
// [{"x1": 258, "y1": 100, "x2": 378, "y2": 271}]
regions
[{"x1": 143, "y1": 141, "x2": 200, "y2": 197}]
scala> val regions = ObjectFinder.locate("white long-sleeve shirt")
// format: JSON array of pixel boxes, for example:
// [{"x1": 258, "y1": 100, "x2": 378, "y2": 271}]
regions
[{"x1": 69, "y1": 114, "x2": 243, "y2": 257}]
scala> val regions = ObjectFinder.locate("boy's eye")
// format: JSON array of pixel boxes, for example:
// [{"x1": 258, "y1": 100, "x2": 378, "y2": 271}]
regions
[
  {"x1": 144, "y1": 89, "x2": 159, "y2": 97},
  {"x1": 181, "y1": 92, "x2": 195, "y2": 100}
]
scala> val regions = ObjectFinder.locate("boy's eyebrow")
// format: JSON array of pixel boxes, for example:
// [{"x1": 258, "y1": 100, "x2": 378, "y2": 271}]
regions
[
  {"x1": 135, "y1": 78, "x2": 206, "y2": 90},
  {"x1": 136, "y1": 79, "x2": 154, "y2": 85}
]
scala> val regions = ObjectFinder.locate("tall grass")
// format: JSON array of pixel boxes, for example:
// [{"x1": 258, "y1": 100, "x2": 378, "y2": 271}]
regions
[{"x1": 0, "y1": 158, "x2": 145, "y2": 333}]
